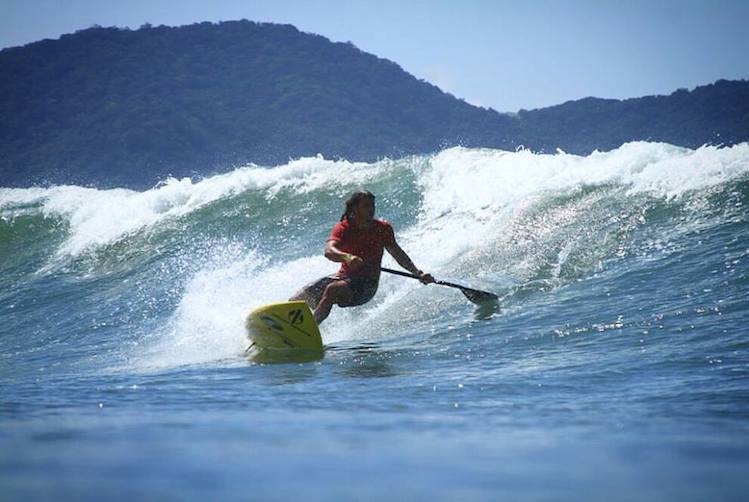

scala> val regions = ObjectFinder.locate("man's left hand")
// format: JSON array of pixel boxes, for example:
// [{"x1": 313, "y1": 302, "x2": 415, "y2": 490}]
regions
[{"x1": 418, "y1": 271, "x2": 435, "y2": 284}]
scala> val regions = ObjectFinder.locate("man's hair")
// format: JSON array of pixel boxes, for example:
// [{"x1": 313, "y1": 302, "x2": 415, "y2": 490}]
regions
[{"x1": 340, "y1": 190, "x2": 375, "y2": 221}]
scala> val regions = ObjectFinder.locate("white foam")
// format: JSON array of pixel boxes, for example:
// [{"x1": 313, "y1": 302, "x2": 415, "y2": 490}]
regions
[
  {"x1": 4, "y1": 142, "x2": 745, "y2": 261},
  {"x1": 133, "y1": 246, "x2": 343, "y2": 370},
  {"x1": 397, "y1": 142, "x2": 749, "y2": 272},
  {"x1": 0, "y1": 155, "x2": 397, "y2": 258},
  {"x1": 419, "y1": 142, "x2": 749, "y2": 219}
]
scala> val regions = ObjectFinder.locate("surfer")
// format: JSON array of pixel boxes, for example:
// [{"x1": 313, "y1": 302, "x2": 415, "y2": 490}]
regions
[{"x1": 290, "y1": 190, "x2": 434, "y2": 323}]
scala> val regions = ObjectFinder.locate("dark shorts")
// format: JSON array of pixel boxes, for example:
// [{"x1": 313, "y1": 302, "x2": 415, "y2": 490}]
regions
[{"x1": 300, "y1": 274, "x2": 379, "y2": 308}]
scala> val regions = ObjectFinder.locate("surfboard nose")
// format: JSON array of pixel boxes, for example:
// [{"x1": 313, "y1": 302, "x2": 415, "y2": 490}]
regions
[{"x1": 245, "y1": 301, "x2": 323, "y2": 363}]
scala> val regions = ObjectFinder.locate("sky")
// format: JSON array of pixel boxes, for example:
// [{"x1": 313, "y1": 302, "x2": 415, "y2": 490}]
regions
[{"x1": 1, "y1": 0, "x2": 748, "y2": 112}]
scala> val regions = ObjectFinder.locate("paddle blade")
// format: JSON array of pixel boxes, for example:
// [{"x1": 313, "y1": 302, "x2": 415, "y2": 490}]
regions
[
  {"x1": 458, "y1": 286, "x2": 499, "y2": 305},
  {"x1": 436, "y1": 280, "x2": 499, "y2": 306}
]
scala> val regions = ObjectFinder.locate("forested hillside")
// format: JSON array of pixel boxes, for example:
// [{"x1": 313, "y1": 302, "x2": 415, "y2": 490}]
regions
[{"x1": 1, "y1": 20, "x2": 746, "y2": 188}]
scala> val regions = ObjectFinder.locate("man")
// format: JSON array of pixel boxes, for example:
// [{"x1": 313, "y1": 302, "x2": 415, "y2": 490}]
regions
[{"x1": 290, "y1": 190, "x2": 434, "y2": 324}]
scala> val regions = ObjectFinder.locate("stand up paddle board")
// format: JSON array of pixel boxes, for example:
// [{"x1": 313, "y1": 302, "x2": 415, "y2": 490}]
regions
[{"x1": 245, "y1": 301, "x2": 323, "y2": 363}]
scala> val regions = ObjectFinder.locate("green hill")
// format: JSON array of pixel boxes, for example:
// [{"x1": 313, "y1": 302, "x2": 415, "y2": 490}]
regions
[{"x1": 1, "y1": 20, "x2": 747, "y2": 188}]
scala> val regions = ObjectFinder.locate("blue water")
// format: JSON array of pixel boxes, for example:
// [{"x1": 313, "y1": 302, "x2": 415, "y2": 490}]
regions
[{"x1": 2, "y1": 143, "x2": 749, "y2": 500}]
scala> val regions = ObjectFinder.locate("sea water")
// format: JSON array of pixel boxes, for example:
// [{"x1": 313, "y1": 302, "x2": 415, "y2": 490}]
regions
[{"x1": 1, "y1": 142, "x2": 748, "y2": 500}]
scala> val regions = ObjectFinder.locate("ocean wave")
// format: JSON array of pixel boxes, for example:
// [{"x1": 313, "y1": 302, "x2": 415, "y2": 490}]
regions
[{"x1": 2, "y1": 142, "x2": 748, "y2": 370}]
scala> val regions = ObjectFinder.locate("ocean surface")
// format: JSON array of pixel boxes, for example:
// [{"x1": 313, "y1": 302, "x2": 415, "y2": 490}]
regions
[{"x1": 2, "y1": 142, "x2": 748, "y2": 500}]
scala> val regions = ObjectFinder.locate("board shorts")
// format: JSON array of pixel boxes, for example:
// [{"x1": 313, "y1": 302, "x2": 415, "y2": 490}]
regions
[{"x1": 301, "y1": 274, "x2": 379, "y2": 308}]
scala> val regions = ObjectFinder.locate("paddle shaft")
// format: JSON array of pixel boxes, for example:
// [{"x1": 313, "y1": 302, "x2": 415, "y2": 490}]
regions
[
  {"x1": 379, "y1": 267, "x2": 498, "y2": 304},
  {"x1": 380, "y1": 267, "x2": 462, "y2": 288}
]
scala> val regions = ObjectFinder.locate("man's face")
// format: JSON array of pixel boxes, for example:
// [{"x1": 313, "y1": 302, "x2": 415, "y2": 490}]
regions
[{"x1": 354, "y1": 197, "x2": 375, "y2": 223}]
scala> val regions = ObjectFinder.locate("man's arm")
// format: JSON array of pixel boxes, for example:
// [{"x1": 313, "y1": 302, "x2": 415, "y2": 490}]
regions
[
  {"x1": 325, "y1": 239, "x2": 363, "y2": 269},
  {"x1": 385, "y1": 241, "x2": 434, "y2": 284}
]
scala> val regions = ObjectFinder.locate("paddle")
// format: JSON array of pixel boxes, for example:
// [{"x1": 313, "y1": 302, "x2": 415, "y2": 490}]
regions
[{"x1": 380, "y1": 267, "x2": 499, "y2": 305}]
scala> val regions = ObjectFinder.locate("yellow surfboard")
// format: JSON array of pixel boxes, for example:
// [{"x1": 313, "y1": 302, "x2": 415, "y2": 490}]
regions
[{"x1": 244, "y1": 301, "x2": 323, "y2": 363}]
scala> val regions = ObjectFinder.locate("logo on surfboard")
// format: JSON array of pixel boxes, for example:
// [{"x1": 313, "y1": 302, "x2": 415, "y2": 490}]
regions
[{"x1": 288, "y1": 309, "x2": 304, "y2": 325}]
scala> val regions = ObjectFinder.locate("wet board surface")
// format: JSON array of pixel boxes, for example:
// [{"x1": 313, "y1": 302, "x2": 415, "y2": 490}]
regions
[{"x1": 244, "y1": 300, "x2": 323, "y2": 363}]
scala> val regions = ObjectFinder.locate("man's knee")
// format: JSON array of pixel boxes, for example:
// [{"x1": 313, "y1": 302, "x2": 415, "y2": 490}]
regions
[{"x1": 322, "y1": 281, "x2": 352, "y2": 305}]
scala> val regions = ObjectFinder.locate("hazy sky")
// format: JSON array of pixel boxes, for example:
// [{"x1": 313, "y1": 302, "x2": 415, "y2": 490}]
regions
[{"x1": 2, "y1": 0, "x2": 748, "y2": 112}]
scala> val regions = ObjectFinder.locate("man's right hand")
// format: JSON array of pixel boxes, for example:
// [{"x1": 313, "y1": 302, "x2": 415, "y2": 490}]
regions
[{"x1": 343, "y1": 253, "x2": 364, "y2": 271}]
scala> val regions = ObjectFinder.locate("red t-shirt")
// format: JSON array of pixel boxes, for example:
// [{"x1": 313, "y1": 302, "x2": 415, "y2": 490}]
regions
[{"x1": 328, "y1": 218, "x2": 395, "y2": 278}]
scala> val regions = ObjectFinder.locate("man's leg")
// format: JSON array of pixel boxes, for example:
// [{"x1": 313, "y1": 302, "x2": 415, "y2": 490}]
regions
[
  {"x1": 313, "y1": 280, "x2": 353, "y2": 324},
  {"x1": 289, "y1": 277, "x2": 333, "y2": 310}
]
